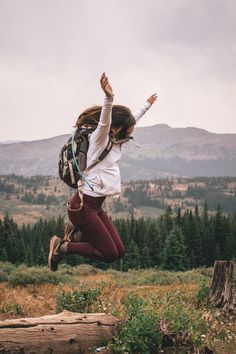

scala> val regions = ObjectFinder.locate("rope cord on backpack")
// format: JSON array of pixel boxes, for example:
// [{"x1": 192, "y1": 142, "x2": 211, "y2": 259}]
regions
[{"x1": 71, "y1": 129, "x2": 94, "y2": 191}]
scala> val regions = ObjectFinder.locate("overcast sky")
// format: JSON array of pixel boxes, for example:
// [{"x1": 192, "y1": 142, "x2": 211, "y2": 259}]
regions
[{"x1": 0, "y1": 0, "x2": 235, "y2": 141}]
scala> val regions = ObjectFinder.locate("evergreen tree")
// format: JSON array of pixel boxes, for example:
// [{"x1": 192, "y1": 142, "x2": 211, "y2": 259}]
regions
[
  {"x1": 193, "y1": 206, "x2": 204, "y2": 266},
  {"x1": 158, "y1": 207, "x2": 173, "y2": 263},
  {"x1": 124, "y1": 239, "x2": 141, "y2": 270},
  {"x1": 1, "y1": 197, "x2": 235, "y2": 271},
  {"x1": 14, "y1": 229, "x2": 27, "y2": 264},
  {"x1": 224, "y1": 214, "x2": 236, "y2": 260},
  {"x1": 175, "y1": 207, "x2": 182, "y2": 227},
  {"x1": 142, "y1": 245, "x2": 151, "y2": 268},
  {"x1": 164, "y1": 205, "x2": 173, "y2": 233},
  {"x1": 3, "y1": 213, "x2": 19, "y2": 263},
  {"x1": 182, "y1": 210, "x2": 201, "y2": 268},
  {"x1": 0, "y1": 218, "x2": 7, "y2": 261},
  {"x1": 146, "y1": 220, "x2": 161, "y2": 267},
  {"x1": 161, "y1": 225, "x2": 189, "y2": 271},
  {"x1": 214, "y1": 204, "x2": 227, "y2": 258},
  {"x1": 222, "y1": 215, "x2": 230, "y2": 259},
  {"x1": 201, "y1": 203, "x2": 215, "y2": 266},
  {"x1": 135, "y1": 218, "x2": 149, "y2": 267}
]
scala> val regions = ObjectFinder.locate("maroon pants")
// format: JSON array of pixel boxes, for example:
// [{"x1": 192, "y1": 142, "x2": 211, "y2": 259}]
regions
[{"x1": 67, "y1": 191, "x2": 125, "y2": 263}]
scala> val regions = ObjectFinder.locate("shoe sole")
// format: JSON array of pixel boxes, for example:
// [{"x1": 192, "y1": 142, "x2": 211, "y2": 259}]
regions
[{"x1": 48, "y1": 235, "x2": 59, "y2": 271}]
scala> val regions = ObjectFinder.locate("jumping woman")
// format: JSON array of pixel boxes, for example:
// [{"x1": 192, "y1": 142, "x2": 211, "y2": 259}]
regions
[{"x1": 48, "y1": 73, "x2": 157, "y2": 271}]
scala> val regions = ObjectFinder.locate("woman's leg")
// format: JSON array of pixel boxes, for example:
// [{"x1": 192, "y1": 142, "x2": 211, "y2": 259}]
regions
[
  {"x1": 67, "y1": 211, "x2": 119, "y2": 262},
  {"x1": 97, "y1": 208, "x2": 125, "y2": 259},
  {"x1": 67, "y1": 192, "x2": 120, "y2": 262}
]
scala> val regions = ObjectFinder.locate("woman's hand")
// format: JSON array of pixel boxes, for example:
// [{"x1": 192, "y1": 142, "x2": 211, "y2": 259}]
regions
[
  {"x1": 100, "y1": 73, "x2": 114, "y2": 98},
  {"x1": 147, "y1": 93, "x2": 157, "y2": 105}
]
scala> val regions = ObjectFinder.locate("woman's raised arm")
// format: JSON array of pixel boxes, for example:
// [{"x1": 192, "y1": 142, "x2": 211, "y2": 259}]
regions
[
  {"x1": 90, "y1": 73, "x2": 114, "y2": 146},
  {"x1": 133, "y1": 93, "x2": 157, "y2": 123}
]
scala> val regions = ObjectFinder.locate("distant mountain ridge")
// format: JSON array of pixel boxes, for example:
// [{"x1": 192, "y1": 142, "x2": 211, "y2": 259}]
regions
[
  {"x1": 0, "y1": 140, "x2": 23, "y2": 144},
  {"x1": 1, "y1": 124, "x2": 236, "y2": 179}
]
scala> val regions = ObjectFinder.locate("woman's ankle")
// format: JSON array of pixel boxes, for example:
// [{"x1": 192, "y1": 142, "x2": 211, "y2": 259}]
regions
[{"x1": 60, "y1": 241, "x2": 68, "y2": 255}]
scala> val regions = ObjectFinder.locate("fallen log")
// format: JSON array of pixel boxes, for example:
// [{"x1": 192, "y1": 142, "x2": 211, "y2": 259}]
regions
[
  {"x1": 0, "y1": 310, "x2": 120, "y2": 354},
  {"x1": 209, "y1": 260, "x2": 236, "y2": 313}
]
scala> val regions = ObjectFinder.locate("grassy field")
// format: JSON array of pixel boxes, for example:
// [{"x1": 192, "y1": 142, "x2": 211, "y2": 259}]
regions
[
  {"x1": 0, "y1": 263, "x2": 235, "y2": 353},
  {"x1": 0, "y1": 194, "x2": 67, "y2": 224},
  {"x1": 136, "y1": 206, "x2": 164, "y2": 218}
]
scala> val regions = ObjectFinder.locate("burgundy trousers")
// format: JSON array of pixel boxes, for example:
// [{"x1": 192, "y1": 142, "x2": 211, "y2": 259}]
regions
[{"x1": 67, "y1": 191, "x2": 125, "y2": 263}]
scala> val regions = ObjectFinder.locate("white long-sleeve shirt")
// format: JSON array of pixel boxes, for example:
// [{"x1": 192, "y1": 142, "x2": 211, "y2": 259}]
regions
[{"x1": 82, "y1": 96, "x2": 151, "y2": 197}]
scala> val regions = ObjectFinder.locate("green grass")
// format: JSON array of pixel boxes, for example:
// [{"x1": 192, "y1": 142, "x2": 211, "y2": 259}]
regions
[
  {"x1": 56, "y1": 288, "x2": 101, "y2": 313},
  {"x1": 0, "y1": 303, "x2": 24, "y2": 316},
  {"x1": 0, "y1": 262, "x2": 102, "y2": 286},
  {"x1": 110, "y1": 293, "x2": 161, "y2": 354},
  {"x1": 0, "y1": 262, "x2": 213, "y2": 289},
  {"x1": 159, "y1": 291, "x2": 209, "y2": 346},
  {"x1": 105, "y1": 267, "x2": 213, "y2": 287},
  {"x1": 8, "y1": 264, "x2": 62, "y2": 286}
]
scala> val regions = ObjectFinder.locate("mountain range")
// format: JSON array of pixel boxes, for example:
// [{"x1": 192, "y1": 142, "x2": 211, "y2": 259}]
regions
[{"x1": 1, "y1": 124, "x2": 236, "y2": 180}]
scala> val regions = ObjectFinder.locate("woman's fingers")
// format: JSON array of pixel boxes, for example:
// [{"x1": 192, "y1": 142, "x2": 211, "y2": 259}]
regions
[
  {"x1": 100, "y1": 73, "x2": 109, "y2": 87},
  {"x1": 101, "y1": 81, "x2": 108, "y2": 90},
  {"x1": 147, "y1": 93, "x2": 158, "y2": 104},
  {"x1": 100, "y1": 73, "x2": 110, "y2": 90},
  {"x1": 100, "y1": 73, "x2": 106, "y2": 84},
  {"x1": 101, "y1": 73, "x2": 107, "y2": 80},
  {"x1": 100, "y1": 72, "x2": 113, "y2": 97},
  {"x1": 102, "y1": 78, "x2": 108, "y2": 85}
]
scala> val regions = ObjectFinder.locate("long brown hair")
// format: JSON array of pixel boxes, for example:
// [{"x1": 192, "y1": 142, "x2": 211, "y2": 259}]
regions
[{"x1": 75, "y1": 105, "x2": 136, "y2": 139}]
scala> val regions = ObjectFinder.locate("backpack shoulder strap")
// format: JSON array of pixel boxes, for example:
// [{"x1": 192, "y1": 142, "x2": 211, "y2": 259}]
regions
[
  {"x1": 97, "y1": 137, "x2": 113, "y2": 161},
  {"x1": 85, "y1": 136, "x2": 113, "y2": 173}
]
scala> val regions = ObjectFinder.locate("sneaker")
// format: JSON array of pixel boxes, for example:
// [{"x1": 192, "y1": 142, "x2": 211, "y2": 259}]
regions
[
  {"x1": 64, "y1": 221, "x2": 82, "y2": 242},
  {"x1": 48, "y1": 235, "x2": 66, "y2": 272}
]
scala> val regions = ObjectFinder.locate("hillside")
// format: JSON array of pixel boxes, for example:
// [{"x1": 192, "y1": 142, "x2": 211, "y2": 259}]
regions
[
  {"x1": 1, "y1": 124, "x2": 236, "y2": 179},
  {"x1": 1, "y1": 175, "x2": 235, "y2": 225}
]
